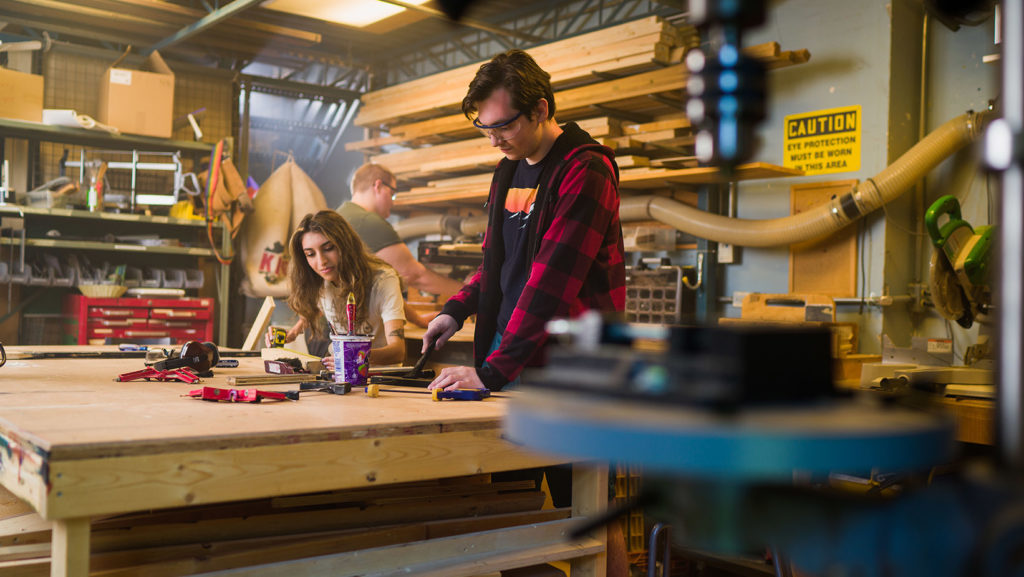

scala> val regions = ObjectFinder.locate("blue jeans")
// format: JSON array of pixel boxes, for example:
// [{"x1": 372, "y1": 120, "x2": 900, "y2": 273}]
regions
[
  {"x1": 485, "y1": 331, "x2": 570, "y2": 505},
  {"x1": 484, "y1": 331, "x2": 522, "y2": 389}
]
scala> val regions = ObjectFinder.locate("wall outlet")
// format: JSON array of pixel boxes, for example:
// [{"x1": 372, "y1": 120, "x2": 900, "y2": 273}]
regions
[{"x1": 719, "y1": 243, "x2": 739, "y2": 264}]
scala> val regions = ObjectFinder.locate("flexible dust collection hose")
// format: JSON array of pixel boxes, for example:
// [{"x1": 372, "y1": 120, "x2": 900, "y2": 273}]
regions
[
  {"x1": 619, "y1": 110, "x2": 991, "y2": 247},
  {"x1": 393, "y1": 111, "x2": 989, "y2": 247},
  {"x1": 394, "y1": 213, "x2": 487, "y2": 240}
]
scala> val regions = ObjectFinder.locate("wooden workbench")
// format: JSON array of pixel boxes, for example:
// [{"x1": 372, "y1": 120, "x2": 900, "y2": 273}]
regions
[{"x1": 0, "y1": 352, "x2": 607, "y2": 577}]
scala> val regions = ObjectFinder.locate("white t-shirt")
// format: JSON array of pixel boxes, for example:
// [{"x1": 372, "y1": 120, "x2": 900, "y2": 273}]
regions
[{"x1": 320, "y1": 267, "x2": 405, "y2": 349}]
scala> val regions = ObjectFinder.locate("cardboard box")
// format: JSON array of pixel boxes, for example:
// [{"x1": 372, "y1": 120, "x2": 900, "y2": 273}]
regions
[
  {"x1": 0, "y1": 67, "x2": 44, "y2": 123},
  {"x1": 98, "y1": 51, "x2": 174, "y2": 138}
]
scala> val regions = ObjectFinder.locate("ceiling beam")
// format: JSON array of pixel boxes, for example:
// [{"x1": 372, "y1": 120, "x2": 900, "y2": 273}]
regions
[
  {"x1": 144, "y1": 0, "x2": 264, "y2": 56},
  {"x1": 375, "y1": 0, "x2": 545, "y2": 43},
  {"x1": 239, "y1": 74, "x2": 362, "y2": 101},
  {"x1": 62, "y1": 0, "x2": 320, "y2": 45}
]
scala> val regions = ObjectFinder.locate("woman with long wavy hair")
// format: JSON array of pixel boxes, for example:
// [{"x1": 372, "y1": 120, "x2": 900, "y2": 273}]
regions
[{"x1": 281, "y1": 210, "x2": 406, "y2": 367}]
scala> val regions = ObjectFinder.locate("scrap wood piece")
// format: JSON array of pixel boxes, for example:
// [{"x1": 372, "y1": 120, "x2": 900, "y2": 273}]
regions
[{"x1": 227, "y1": 373, "x2": 322, "y2": 386}]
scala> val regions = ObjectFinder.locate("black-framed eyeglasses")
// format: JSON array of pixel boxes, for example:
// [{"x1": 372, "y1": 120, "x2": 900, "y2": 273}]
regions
[
  {"x1": 380, "y1": 181, "x2": 398, "y2": 200},
  {"x1": 473, "y1": 110, "x2": 524, "y2": 140}
]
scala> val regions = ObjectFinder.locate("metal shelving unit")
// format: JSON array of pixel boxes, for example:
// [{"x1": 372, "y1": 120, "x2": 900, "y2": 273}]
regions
[
  {"x1": 0, "y1": 121, "x2": 230, "y2": 345},
  {"x1": 0, "y1": 118, "x2": 212, "y2": 153}
]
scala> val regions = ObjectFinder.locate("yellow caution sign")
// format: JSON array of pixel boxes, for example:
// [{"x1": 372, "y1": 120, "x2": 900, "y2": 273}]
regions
[{"x1": 783, "y1": 105, "x2": 861, "y2": 176}]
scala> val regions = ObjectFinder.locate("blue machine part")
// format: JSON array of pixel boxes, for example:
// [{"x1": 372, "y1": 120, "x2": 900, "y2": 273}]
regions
[{"x1": 505, "y1": 390, "x2": 954, "y2": 480}]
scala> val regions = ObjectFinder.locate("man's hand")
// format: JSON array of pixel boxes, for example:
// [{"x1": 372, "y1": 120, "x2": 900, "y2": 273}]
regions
[
  {"x1": 423, "y1": 313, "x2": 459, "y2": 353},
  {"x1": 427, "y1": 365, "x2": 485, "y2": 391}
]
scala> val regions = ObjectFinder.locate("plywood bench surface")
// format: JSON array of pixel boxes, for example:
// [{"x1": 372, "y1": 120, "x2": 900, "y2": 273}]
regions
[{"x1": 0, "y1": 356, "x2": 506, "y2": 457}]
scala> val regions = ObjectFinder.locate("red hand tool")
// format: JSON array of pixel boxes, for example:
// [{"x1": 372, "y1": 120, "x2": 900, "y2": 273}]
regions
[
  {"x1": 116, "y1": 366, "x2": 201, "y2": 384},
  {"x1": 186, "y1": 386, "x2": 299, "y2": 402}
]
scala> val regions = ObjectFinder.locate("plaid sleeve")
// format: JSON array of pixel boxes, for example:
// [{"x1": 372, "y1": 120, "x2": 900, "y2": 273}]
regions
[
  {"x1": 440, "y1": 264, "x2": 482, "y2": 327},
  {"x1": 478, "y1": 153, "x2": 620, "y2": 389}
]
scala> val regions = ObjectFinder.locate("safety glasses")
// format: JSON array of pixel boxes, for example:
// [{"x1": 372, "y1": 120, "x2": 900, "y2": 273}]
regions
[{"x1": 473, "y1": 111, "x2": 523, "y2": 141}]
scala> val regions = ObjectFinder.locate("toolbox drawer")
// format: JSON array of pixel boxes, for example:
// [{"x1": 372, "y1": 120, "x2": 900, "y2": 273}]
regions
[
  {"x1": 150, "y1": 307, "x2": 211, "y2": 320},
  {"x1": 88, "y1": 306, "x2": 149, "y2": 319},
  {"x1": 65, "y1": 295, "x2": 214, "y2": 345}
]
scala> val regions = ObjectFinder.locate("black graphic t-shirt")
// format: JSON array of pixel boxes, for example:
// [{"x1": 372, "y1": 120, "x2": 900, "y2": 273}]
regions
[{"x1": 497, "y1": 158, "x2": 546, "y2": 333}]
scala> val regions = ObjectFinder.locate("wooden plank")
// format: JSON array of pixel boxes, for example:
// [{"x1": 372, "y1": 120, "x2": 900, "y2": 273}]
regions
[
  {"x1": 0, "y1": 542, "x2": 50, "y2": 564},
  {"x1": 0, "y1": 485, "x2": 35, "y2": 520},
  {"x1": 621, "y1": 116, "x2": 691, "y2": 134},
  {"x1": 242, "y1": 296, "x2": 275, "y2": 351},
  {"x1": 87, "y1": 491, "x2": 546, "y2": 552},
  {"x1": 355, "y1": 17, "x2": 680, "y2": 127},
  {"x1": 0, "y1": 513, "x2": 51, "y2": 547},
  {"x1": 0, "y1": 510, "x2": 576, "y2": 577},
  {"x1": 185, "y1": 518, "x2": 602, "y2": 577},
  {"x1": 789, "y1": 180, "x2": 859, "y2": 297},
  {"x1": 344, "y1": 134, "x2": 410, "y2": 152},
  {"x1": 95, "y1": 510, "x2": 572, "y2": 576},
  {"x1": 614, "y1": 156, "x2": 650, "y2": 169},
  {"x1": 226, "y1": 374, "x2": 321, "y2": 386},
  {"x1": 392, "y1": 163, "x2": 801, "y2": 208},
  {"x1": 40, "y1": 428, "x2": 562, "y2": 519},
  {"x1": 364, "y1": 38, "x2": 806, "y2": 141},
  {"x1": 619, "y1": 162, "x2": 804, "y2": 189},
  {"x1": 390, "y1": 64, "x2": 690, "y2": 142}
]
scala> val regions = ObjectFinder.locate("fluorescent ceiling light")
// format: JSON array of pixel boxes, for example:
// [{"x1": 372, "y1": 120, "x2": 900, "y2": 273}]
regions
[{"x1": 262, "y1": 0, "x2": 431, "y2": 28}]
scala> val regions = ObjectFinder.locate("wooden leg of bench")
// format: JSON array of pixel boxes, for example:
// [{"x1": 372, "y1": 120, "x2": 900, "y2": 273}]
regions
[
  {"x1": 51, "y1": 517, "x2": 89, "y2": 577},
  {"x1": 571, "y1": 463, "x2": 607, "y2": 577}
]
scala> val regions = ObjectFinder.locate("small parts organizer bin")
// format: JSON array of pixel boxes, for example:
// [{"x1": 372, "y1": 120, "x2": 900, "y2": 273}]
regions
[{"x1": 63, "y1": 295, "x2": 213, "y2": 345}]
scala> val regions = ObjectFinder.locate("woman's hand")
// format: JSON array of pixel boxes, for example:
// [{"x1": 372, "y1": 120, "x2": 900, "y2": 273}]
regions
[
  {"x1": 284, "y1": 320, "x2": 304, "y2": 343},
  {"x1": 266, "y1": 320, "x2": 304, "y2": 348}
]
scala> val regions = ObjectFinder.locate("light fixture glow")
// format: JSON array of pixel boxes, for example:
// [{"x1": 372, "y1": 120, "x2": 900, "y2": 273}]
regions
[{"x1": 262, "y1": 0, "x2": 431, "y2": 28}]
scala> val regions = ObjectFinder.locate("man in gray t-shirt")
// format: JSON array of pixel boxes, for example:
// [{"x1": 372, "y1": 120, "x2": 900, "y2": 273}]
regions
[{"x1": 338, "y1": 164, "x2": 463, "y2": 325}]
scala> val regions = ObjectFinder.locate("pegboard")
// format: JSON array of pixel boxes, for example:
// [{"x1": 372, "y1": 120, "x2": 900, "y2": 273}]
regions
[{"x1": 34, "y1": 49, "x2": 234, "y2": 200}]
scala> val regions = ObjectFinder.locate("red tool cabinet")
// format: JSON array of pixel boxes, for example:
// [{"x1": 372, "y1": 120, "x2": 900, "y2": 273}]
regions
[{"x1": 63, "y1": 295, "x2": 214, "y2": 345}]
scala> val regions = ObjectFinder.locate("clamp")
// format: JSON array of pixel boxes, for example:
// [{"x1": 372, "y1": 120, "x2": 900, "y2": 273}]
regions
[{"x1": 299, "y1": 381, "x2": 351, "y2": 395}]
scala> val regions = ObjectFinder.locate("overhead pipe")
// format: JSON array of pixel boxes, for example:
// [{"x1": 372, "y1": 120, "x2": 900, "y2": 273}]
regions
[
  {"x1": 393, "y1": 111, "x2": 988, "y2": 247},
  {"x1": 393, "y1": 214, "x2": 487, "y2": 240},
  {"x1": 621, "y1": 110, "x2": 990, "y2": 247}
]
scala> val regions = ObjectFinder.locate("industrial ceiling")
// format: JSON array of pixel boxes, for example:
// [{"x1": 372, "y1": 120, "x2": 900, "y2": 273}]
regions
[{"x1": 0, "y1": 0, "x2": 659, "y2": 80}]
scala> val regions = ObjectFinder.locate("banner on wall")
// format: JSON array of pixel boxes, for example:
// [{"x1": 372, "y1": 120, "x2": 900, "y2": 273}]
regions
[{"x1": 783, "y1": 105, "x2": 861, "y2": 176}]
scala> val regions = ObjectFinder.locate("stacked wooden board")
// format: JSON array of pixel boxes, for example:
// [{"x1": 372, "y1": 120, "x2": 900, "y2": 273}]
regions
[
  {"x1": 349, "y1": 16, "x2": 810, "y2": 210},
  {"x1": 0, "y1": 475, "x2": 565, "y2": 575}
]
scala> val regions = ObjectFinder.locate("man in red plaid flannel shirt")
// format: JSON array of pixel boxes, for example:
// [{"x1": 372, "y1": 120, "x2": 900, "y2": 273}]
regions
[
  {"x1": 423, "y1": 48, "x2": 629, "y2": 576},
  {"x1": 423, "y1": 48, "x2": 626, "y2": 394}
]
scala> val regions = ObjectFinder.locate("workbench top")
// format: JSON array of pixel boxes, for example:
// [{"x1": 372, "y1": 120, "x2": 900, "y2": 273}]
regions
[
  {"x1": 0, "y1": 351, "x2": 599, "y2": 577},
  {"x1": 0, "y1": 356, "x2": 506, "y2": 456},
  {"x1": 0, "y1": 353, "x2": 560, "y2": 525}
]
